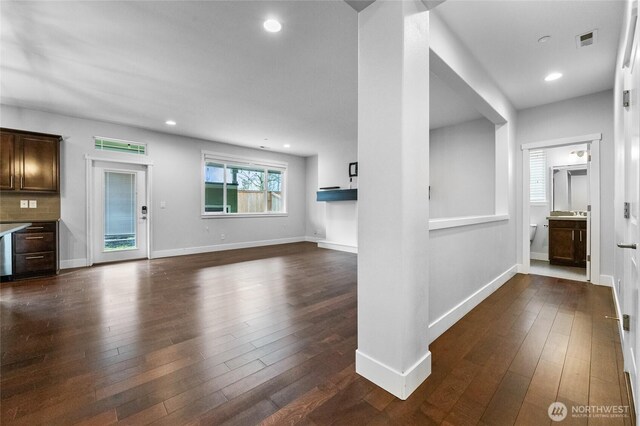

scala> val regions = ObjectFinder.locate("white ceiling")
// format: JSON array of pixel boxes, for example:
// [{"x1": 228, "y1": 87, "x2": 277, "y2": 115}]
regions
[
  {"x1": 434, "y1": 0, "x2": 625, "y2": 110},
  {"x1": 0, "y1": 1, "x2": 357, "y2": 156},
  {"x1": 0, "y1": 1, "x2": 626, "y2": 156}
]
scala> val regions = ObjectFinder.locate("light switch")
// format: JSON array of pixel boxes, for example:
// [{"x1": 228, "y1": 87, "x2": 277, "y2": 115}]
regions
[
  {"x1": 160, "y1": 201, "x2": 166, "y2": 209},
  {"x1": 29, "y1": 200, "x2": 37, "y2": 208},
  {"x1": 20, "y1": 200, "x2": 28, "y2": 208}
]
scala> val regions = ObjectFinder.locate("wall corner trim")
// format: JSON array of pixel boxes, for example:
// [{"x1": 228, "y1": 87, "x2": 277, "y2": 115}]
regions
[
  {"x1": 429, "y1": 265, "x2": 518, "y2": 342},
  {"x1": 355, "y1": 349, "x2": 432, "y2": 400}
]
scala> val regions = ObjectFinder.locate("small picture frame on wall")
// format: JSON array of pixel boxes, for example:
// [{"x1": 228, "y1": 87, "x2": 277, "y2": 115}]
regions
[{"x1": 349, "y1": 162, "x2": 358, "y2": 177}]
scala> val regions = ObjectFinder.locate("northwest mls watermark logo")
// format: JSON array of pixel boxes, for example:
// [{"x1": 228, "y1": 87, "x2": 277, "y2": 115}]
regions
[
  {"x1": 548, "y1": 402, "x2": 630, "y2": 421},
  {"x1": 548, "y1": 402, "x2": 568, "y2": 421}
]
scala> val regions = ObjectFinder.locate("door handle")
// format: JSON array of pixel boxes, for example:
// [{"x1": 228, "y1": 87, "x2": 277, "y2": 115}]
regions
[{"x1": 617, "y1": 243, "x2": 637, "y2": 249}]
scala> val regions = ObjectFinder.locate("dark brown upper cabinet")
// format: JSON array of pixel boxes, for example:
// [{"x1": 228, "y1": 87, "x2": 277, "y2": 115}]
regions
[{"x1": 0, "y1": 128, "x2": 61, "y2": 193}]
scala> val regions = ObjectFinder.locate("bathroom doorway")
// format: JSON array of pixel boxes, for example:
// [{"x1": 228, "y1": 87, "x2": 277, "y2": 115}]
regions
[{"x1": 521, "y1": 134, "x2": 602, "y2": 283}]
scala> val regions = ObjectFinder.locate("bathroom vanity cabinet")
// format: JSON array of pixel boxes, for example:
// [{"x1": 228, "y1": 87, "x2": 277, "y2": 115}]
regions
[{"x1": 548, "y1": 219, "x2": 587, "y2": 267}]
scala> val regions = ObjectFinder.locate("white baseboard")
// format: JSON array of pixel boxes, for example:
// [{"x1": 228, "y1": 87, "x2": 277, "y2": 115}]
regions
[
  {"x1": 60, "y1": 258, "x2": 89, "y2": 269},
  {"x1": 530, "y1": 252, "x2": 549, "y2": 261},
  {"x1": 596, "y1": 274, "x2": 614, "y2": 287},
  {"x1": 151, "y1": 236, "x2": 307, "y2": 259},
  {"x1": 304, "y1": 236, "x2": 320, "y2": 243},
  {"x1": 517, "y1": 263, "x2": 528, "y2": 274},
  {"x1": 317, "y1": 240, "x2": 358, "y2": 254},
  {"x1": 355, "y1": 349, "x2": 431, "y2": 400},
  {"x1": 428, "y1": 265, "x2": 518, "y2": 343}
]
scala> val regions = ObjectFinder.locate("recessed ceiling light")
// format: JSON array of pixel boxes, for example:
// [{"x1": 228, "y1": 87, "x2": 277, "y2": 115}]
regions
[
  {"x1": 263, "y1": 19, "x2": 282, "y2": 33},
  {"x1": 538, "y1": 35, "x2": 551, "y2": 43},
  {"x1": 544, "y1": 72, "x2": 563, "y2": 82},
  {"x1": 165, "y1": 120, "x2": 176, "y2": 126},
  {"x1": 283, "y1": 144, "x2": 290, "y2": 148}
]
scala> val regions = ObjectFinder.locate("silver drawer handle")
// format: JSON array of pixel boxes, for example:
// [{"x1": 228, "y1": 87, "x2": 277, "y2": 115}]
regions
[
  {"x1": 25, "y1": 236, "x2": 44, "y2": 240},
  {"x1": 25, "y1": 256, "x2": 45, "y2": 260},
  {"x1": 26, "y1": 226, "x2": 44, "y2": 230},
  {"x1": 617, "y1": 243, "x2": 637, "y2": 249}
]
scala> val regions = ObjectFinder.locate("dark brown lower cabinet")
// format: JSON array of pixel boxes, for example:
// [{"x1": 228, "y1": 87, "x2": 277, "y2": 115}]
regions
[
  {"x1": 12, "y1": 221, "x2": 59, "y2": 278},
  {"x1": 549, "y1": 219, "x2": 587, "y2": 267}
]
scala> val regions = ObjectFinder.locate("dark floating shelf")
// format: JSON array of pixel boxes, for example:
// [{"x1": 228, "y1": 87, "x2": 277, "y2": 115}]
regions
[{"x1": 316, "y1": 189, "x2": 357, "y2": 202}]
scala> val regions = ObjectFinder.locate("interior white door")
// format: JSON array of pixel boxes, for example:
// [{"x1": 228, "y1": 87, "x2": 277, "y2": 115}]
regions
[
  {"x1": 620, "y1": 18, "x2": 640, "y2": 413},
  {"x1": 93, "y1": 162, "x2": 148, "y2": 264}
]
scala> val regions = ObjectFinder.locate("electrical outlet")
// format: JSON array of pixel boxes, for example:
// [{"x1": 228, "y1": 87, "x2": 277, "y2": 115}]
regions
[
  {"x1": 160, "y1": 201, "x2": 166, "y2": 209},
  {"x1": 20, "y1": 200, "x2": 28, "y2": 208},
  {"x1": 205, "y1": 226, "x2": 209, "y2": 232},
  {"x1": 29, "y1": 200, "x2": 37, "y2": 208},
  {"x1": 220, "y1": 233, "x2": 226, "y2": 240}
]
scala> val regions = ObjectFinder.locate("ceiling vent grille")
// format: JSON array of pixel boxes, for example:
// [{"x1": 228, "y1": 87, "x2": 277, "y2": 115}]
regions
[{"x1": 576, "y1": 30, "x2": 597, "y2": 48}]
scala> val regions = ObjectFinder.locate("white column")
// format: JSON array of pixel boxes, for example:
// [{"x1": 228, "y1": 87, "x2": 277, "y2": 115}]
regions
[{"x1": 356, "y1": 0, "x2": 431, "y2": 400}]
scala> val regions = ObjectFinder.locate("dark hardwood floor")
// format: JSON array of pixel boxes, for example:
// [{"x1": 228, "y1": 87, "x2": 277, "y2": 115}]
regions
[{"x1": 0, "y1": 242, "x2": 632, "y2": 425}]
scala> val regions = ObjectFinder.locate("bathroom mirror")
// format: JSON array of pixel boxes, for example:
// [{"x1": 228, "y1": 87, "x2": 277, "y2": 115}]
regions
[{"x1": 552, "y1": 166, "x2": 588, "y2": 211}]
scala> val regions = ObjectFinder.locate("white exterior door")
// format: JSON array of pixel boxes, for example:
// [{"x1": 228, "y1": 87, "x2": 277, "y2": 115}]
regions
[{"x1": 92, "y1": 161, "x2": 148, "y2": 264}]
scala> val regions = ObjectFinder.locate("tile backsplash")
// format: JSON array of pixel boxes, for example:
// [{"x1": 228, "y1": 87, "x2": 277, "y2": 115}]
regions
[{"x1": 0, "y1": 193, "x2": 61, "y2": 221}]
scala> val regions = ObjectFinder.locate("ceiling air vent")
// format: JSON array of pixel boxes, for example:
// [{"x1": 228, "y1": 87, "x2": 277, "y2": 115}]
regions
[{"x1": 576, "y1": 30, "x2": 597, "y2": 48}]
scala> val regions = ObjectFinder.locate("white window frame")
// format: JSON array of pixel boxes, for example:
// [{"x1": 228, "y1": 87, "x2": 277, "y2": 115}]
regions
[
  {"x1": 94, "y1": 136, "x2": 148, "y2": 156},
  {"x1": 201, "y1": 151, "x2": 288, "y2": 218}
]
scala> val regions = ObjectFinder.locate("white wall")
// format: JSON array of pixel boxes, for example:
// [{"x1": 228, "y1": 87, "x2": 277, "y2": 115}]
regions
[
  {"x1": 305, "y1": 155, "x2": 325, "y2": 239},
  {"x1": 315, "y1": 137, "x2": 358, "y2": 250},
  {"x1": 1, "y1": 105, "x2": 307, "y2": 265},
  {"x1": 516, "y1": 90, "x2": 615, "y2": 275},
  {"x1": 427, "y1": 12, "x2": 518, "y2": 339},
  {"x1": 317, "y1": 141, "x2": 357, "y2": 190},
  {"x1": 430, "y1": 117, "x2": 495, "y2": 219}
]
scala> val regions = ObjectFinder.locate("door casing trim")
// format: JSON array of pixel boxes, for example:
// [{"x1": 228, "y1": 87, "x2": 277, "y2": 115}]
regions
[
  {"x1": 520, "y1": 133, "x2": 602, "y2": 284},
  {"x1": 85, "y1": 154, "x2": 154, "y2": 266}
]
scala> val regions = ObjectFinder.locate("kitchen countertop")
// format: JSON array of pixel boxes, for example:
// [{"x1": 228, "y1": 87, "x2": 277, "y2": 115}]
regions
[
  {"x1": 0, "y1": 223, "x2": 32, "y2": 238},
  {"x1": 546, "y1": 216, "x2": 587, "y2": 221}
]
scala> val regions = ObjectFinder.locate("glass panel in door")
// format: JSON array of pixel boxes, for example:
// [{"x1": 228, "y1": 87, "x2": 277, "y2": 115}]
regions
[{"x1": 104, "y1": 171, "x2": 136, "y2": 251}]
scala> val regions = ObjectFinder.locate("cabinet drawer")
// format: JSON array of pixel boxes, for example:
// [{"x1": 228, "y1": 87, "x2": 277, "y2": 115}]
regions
[
  {"x1": 18, "y1": 222, "x2": 57, "y2": 233},
  {"x1": 14, "y1": 252, "x2": 56, "y2": 275},
  {"x1": 548, "y1": 220, "x2": 586, "y2": 229},
  {"x1": 14, "y1": 232, "x2": 55, "y2": 254},
  {"x1": 548, "y1": 220, "x2": 576, "y2": 228}
]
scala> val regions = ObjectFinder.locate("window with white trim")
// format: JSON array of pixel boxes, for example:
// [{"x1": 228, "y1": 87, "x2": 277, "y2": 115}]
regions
[
  {"x1": 95, "y1": 137, "x2": 147, "y2": 155},
  {"x1": 530, "y1": 149, "x2": 547, "y2": 203},
  {"x1": 202, "y1": 152, "x2": 286, "y2": 216}
]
